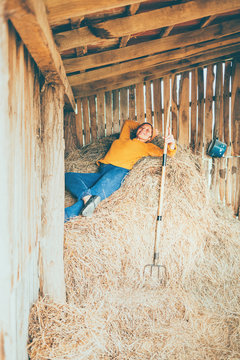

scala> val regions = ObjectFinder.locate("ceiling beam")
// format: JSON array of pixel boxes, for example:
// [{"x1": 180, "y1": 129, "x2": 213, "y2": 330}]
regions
[
  {"x1": 44, "y1": 0, "x2": 147, "y2": 26},
  {"x1": 72, "y1": 46, "x2": 240, "y2": 98},
  {"x1": 55, "y1": 0, "x2": 240, "y2": 52},
  {"x1": 68, "y1": 34, "x2": 240, "y2": 86},
  {"x1": 5, "y1": 0, "x2": 76, "y2": 110},
  {"x1": 63, "y1": 18, "x2": 240, "y2": 73}
]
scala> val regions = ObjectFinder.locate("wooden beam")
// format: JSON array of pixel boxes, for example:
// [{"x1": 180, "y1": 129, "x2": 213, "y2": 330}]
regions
[
  {"x1": 44, "y1": 0, "x2": 146, "y2": 26},
  {"x1": 56, "y1": 0, "x2": 240, "y2": 52},
  {"x1": 201, "y1": 15, "x2": 217, "y2": 28},
  {"x1": 68, "y1": 35, "x2": 240, "y2": 86},
  {"x1": 63, "y1": 18, "x2": 240, "y2": 72},
  {"x1": 5, "y1": 0, "x2": 75, "y2": 110},
  {"x1": 72, "y1": 46, "x2": 240, "y2": 98}
]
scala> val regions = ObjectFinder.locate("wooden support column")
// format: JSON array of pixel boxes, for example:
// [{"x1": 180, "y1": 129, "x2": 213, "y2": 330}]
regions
[
  {"x1": 40, "y1": 84, "x2": 66, "y2": 302},
  {"x1": 0, "y1": 5, "x2": 13, "y2": 360}
]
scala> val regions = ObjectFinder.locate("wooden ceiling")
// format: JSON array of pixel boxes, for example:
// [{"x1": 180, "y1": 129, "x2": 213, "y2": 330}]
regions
[{"x1": 5, "y1": 0, "x2": 240, "y2": 108}]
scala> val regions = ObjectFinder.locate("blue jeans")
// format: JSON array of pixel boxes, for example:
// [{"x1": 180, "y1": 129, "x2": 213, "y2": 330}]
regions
[{"x1": 65, "y1": 164, "x2": 129, "y2": 221}]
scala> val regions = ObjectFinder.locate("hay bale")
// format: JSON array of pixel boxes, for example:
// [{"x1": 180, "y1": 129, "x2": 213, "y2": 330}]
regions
[{"x1": 28, "y1": 136, "x2": 240, "y2": 360}]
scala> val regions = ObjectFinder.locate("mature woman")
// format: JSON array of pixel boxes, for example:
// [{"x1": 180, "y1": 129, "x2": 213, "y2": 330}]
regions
[{"x1": 65, "y1": 120, "x2": 176, "y2": 221}]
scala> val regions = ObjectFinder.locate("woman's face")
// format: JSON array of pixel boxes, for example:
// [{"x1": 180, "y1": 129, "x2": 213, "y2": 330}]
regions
[{"x1": 136, "y1": 124, "x2": 153, "y2": 142}]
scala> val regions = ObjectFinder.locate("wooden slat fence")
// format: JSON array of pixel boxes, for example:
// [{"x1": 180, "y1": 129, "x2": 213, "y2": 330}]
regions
[{"x1": 65, "y1": 58, "x2": 240, "y2": 217}]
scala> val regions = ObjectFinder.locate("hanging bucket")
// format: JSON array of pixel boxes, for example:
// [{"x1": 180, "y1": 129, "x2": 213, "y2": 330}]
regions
[{"x1": 207, "y1": 138, "x2": 227, "y2": 158}]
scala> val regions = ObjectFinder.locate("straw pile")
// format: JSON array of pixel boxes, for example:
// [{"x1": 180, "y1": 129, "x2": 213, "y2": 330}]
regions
[{"x1": 28, "y1": 135, "x2": 240, "y2": 360}]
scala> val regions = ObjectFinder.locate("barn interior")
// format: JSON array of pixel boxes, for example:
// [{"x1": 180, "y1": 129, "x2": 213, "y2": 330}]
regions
[{"x1": 1, "y1": 0, "x2": 240, "y2": 359}]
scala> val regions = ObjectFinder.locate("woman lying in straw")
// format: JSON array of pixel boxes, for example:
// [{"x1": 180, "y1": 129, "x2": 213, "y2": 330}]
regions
[{"x1": 65, "y1": 120, "x2": 177, "y2": 221}]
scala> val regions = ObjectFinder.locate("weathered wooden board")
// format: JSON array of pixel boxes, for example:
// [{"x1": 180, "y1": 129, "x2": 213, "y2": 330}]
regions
[
  {"x1": 214, "y1": 63, "x2": 223, "y2": 139},
  {"x1": 225, "y1": 157, "x2": 233, "y2": 207},
  {"x1": 64, "y1": 111, "x2": 78, "y2": 154},
  {"x1": 57, "y1": 2, "x2": 240, "y2": 52},
  {"x1": 163, "y1": 76, "x2": 170, "y2": 135},
  {"x1": 205, "y1": 64, "x2": 214, "y2": 150},
  {"x1": 89, "y1": 95, "x2": 97, "y2": 141},
  {"x1": 191, "y1": 69, "x2": 197, "y2": 151},
  {"x1": 97, "y1": 91, "x2": 105, "y2": 138},
  {"x1": 120, "y1": 87, "x2": 128, "y2": 127},
  {"x1": 75, "y1": 98, "x2": 83, "y2": 146},
  {"x1": 82, "y1": 97, "x2": 90, "y2": 144},
  {"x1": 223, "y1": 61, "x2": 232, "y2": 145},
  {"x1": 153, "y1": 79, "x2": 162, "y2": 133},
  {"x1": 178, "y1": 72, "x2": 189, "y2": 146},
  {"x1": 231, "y1": 59, "x2": 240, "y2": 156},
  {"x1": 197, "y1": 68, "x2": 204, "y2": 153},
  {"x1": 112, "y1": 89, "x2": 120, "y2": 133},
  {"x1": 136, "y1": 82, "x2": 145, "y2": 123},
  {"x1": 1, "y1": 20, "x2": 42, "y2": 360},
  {"x1": 40, "y1": 84, "x2": 66, "y2": 302},
  {"x1": 6, "y1": 0, "x2": 75, "y2": 109},
  {"x1": 73, "y1": 44, "x2": 240, "y2": 98},
  {"x1": 145, "y1": 81, "x2": 152, "y2": 124},
  {"x1": 105, "y1": 91, "x2": 113, "y2": 136},
  {"x1": 45, "y1": 0, "x2": 145, "y2": 26},
  {"x1": 129, "y1": 85, "x2": 135, "y2": 120},
  {"x1": 171, "y1": 74, "x2": 178, "y2": 141}
]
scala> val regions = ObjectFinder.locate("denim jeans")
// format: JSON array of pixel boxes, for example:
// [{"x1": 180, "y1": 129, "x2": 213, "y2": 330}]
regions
[{"x1": 65, "y1": 164, "x2": 129, "y2": 221}]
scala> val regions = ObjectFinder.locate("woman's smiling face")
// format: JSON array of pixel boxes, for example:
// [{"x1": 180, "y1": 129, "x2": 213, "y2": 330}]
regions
[{"x1": 136, "y1": 123, "x2": 153, "y2": 142}]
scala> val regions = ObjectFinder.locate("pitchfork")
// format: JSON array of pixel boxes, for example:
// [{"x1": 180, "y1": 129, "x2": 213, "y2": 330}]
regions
[{"x1": 144, "y1": 103, "x2": 171, "y2": 284}]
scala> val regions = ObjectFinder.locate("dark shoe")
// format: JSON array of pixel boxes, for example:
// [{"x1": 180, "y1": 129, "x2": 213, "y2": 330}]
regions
[{"x1": 80, "y1": 195, "x2": 101, "y2": 217}]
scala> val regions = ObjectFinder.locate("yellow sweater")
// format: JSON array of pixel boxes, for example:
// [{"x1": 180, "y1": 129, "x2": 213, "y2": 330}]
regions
[{"x1": 98, "y1": 120, "x2": 177, "y2": 170}]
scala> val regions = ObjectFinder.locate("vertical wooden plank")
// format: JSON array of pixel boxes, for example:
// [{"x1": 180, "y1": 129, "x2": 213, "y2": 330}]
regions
[
  {"x1": 0, "y1": 8, "x2": 13, "y2": 360},
  {"x1": 171, "y1": 74, "x2": 178, "y2": 141},
  {"x1": 112, "y1": 89, "x2": 120, "y2": 133},
  {"x1": 145, "y1": 80, "x2": 152, "y2": 124},
  {"x1": 64, "y1": 111, "x2": 78, "y2": 154},
  {"x1": 197, "y1": 67, "x2": 204, "y2": 153},
  {"x1": 225, "y1": 157, "x2": 232, "y2": 207},
  {"x1": 136, "y1": 82, "x2": 145, "y2": 123},
  {"x1": 97, "y1": 91, "x2": 105, "y2": 138},
  {"x1": 214, "y1": 62, "x2": 223, "y2": 140},
  {"x1": 129, "y1": 85, "x2": 135, "y2": 120},
  {"x1": 219, "y1": 157, "x2": 226, "y2": 202},
  {"x1": 231, "y1": 157, "x2": 238, "y2": 215},
  {"x1": 40, "y1": 84, "x2": 66, "y2": 302},
  {"x1": 223, "y1": 61, "x2": 232, "y2": 146},
  {"x1": 75, "y1": 98, "x2": 83, "y2": 147},
  {"x1": 89, "y1": 95, "x2": 97, "y2": 141},
  {"x1": 82, "y1": 97, "x2": 90, "y2": 145},
  {"x1": 234, "y1": 157, "x2": 240, "y2": 217},
  {"x1": 178, "y1": 71, "x2": 189, "y2": 146},
  {"x1": 231, "y1": 59, "x2": 240, "y2": 156},
  {"x1": 191, "y1": 69, "x2": 197, "y2": 151},
  {"x1": 105, "y1": 91, "x2": 112, "y2": 136},
  {"x1": 205, "y1": 64, "x2": 214, "y2": 150},
  {"x1": 163, "y1": 75, "x2": 170, "y2": 135},
  {"x1": 153, "y1": 78, "x2": 162, "y2": 133},
  {"x1": 120, "y1": 87, "x2": 128, "y2": 127}
]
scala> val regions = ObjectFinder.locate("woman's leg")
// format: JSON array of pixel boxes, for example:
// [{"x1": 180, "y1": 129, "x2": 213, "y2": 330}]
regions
[
  {"x1": 65, "y1": 172, "x2": 101, "y2": 221},
  {"x1": 65, "y1": 172, "x2": 100, "y2": 200},
  {"x1": 87, "y1": 165, "x2": 129, "y2": 200}
]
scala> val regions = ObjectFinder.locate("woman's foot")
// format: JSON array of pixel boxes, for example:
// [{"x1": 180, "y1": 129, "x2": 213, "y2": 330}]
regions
[{"x1": 80, "y1": 195, "x2": 101, "y2": 217}]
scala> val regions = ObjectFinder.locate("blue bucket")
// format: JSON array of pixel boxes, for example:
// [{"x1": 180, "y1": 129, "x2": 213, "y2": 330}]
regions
[{"x1": 207, "y1": 138, "x2": 227, "y2": 158}]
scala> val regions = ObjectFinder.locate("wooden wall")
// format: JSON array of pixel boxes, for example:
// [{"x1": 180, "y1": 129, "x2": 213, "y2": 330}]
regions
[
  {"x1": 0, "y1": 22, "x2": 41, "y2": 360},
  {"x1": 0, "y1": 19, "x2": 65, "y2": 360},
  {"x1": 65, "y1": 59, "x2": 240, "y2": 218}
]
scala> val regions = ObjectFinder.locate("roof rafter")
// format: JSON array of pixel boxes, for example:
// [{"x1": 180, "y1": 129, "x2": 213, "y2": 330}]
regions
[
  {"x1": 73, "y1": 46, "x2": 240, "y2": 98},
  {"x1": 55, "y1": 0, "x2": 240, "y2": 52},
  {"x1": 5, "y1": 0, "x2": 76, "y2": 110},
  {"x1": 63, "y1": 19, "x2": 240, "y2": 73}
]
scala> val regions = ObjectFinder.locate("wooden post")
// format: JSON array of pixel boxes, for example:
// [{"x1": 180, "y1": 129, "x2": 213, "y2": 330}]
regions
[
  {"x1": 0, "y1": 5, "x2": 13, "y2": 359},
  {"x1": 40, "y1": 84, "x2": 66, "y2": 302}
]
